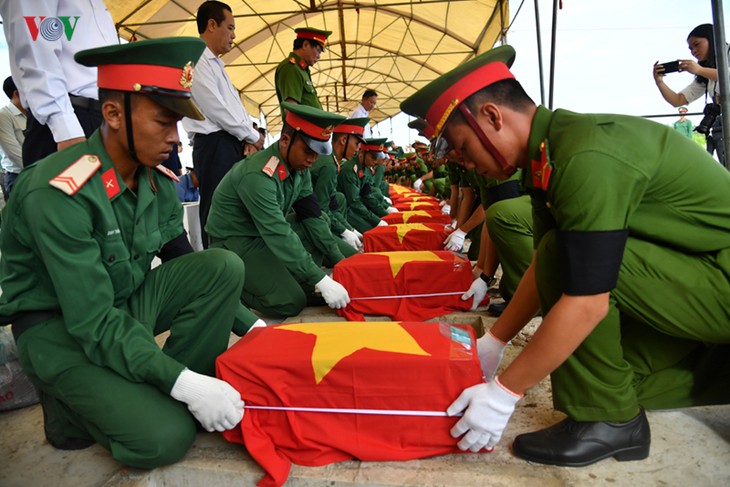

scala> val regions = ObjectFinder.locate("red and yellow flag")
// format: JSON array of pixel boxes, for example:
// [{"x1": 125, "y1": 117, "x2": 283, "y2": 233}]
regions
[
  {"x1": 216, "y1": 321, "x2": 484, "y2": 487},
  {"x1": 363, "y1": 223, "x2": 447, "y2": 252},
  {"x1": 394, "y1": 201, "x2": 441, "y2": 211},
  {"x1": 333, "y1": 250, "x2": 482, "y2": 320},
  {"x1": 382, "y1": 209, "x2": 451, "y2": 225}
]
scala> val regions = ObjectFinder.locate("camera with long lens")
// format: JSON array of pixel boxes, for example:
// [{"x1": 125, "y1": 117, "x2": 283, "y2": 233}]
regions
[{"x1": 695, "y1": 103, "x2": 722, "y2": 136}]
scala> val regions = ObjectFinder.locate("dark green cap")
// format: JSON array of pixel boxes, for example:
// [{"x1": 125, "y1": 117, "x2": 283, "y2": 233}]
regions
[
  {"x1": 334, "y1": 117, "x2": 370, "y2": 141},
  {"x1": 360, "y1": 137, "x2": 388, "y2": 152},
  {"x1": 400, "y1": 45, "x2": 516, "y2": 139},
  {"x1": 407, "y1": 118, "x2": 428, "y2": 137},
  {"x1": 281, "y1": 101, "x2": 347, "y2": 155},
  {"x1": 295, "y1": 27, "x2": 332, "y2": 48},
  {"x1": 75, "y1": 37, "x2": 207, "y2": 120}
]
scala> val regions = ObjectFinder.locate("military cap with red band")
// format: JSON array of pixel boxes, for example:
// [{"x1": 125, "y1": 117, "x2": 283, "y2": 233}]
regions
[
  {"x1": 400, "y1": 45, "x2": 516, "y2": 140},
  {"x1": 360, "y1": 137, "x2": 388, "y2": 152},
  {"x1": 295, "y1": 27, "x2": 332, "y2": 47},
  {"x1": 281, "y1": 101, "x2": 347, "y2": 155},
  {"x1": 334, "y1": 117, "x2": 370, "y2": 141},
  {"x1": 75, "y1": 37, "x2": 206, "y2": 120}
]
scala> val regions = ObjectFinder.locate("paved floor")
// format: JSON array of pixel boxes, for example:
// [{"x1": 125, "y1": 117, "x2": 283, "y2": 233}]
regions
[{"x1": 2, "y1": 305, "x2": 730, "y2": 486}]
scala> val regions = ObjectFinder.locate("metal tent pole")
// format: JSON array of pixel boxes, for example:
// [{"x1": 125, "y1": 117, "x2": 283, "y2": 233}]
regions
[
  {"x1": 534, "y1": 0, "x2": 546, "y2": 106},
  {"x1": 548, "y1": 0, "x2": 559, "y2": 109}
]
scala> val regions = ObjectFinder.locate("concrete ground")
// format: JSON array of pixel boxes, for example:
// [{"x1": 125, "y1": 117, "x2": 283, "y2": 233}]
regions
[{"x1": 2, "y1": 300, "x2": 730, "y2": 487}]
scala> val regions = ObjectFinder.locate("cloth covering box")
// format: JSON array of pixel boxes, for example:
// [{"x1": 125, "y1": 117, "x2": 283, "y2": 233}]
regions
[
  {"x1": 333, "y1": 250, "x2": 483, "y2": 321},
  {"x1": 382, "y1": 210, "x2": 450, "y2": 225},
  {"x1": 393, "y1": 201, "x2": 441, "y2": 211},
  {"x1": 363, "y1": 223, "x2": 449, "y2": 252},
  {"x1": 216, "y1": 321, "x2": 485, "y2": 487}
]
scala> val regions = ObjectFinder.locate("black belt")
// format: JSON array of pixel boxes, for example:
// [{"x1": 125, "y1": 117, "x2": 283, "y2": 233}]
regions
[
  {"x1": 11, "y1": 310, "x2": 59, "y2": 341},
  {"x1": 69, "y1": 94, "x2": 101, "y2": 112}
]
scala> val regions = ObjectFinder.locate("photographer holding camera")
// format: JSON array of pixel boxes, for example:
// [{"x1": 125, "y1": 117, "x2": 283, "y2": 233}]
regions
[{"x1": 653, "y1": 23, "x2": 727, "y2": 165}]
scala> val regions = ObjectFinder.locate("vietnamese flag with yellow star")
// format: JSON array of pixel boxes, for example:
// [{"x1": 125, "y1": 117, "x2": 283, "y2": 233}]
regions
[
  {"x1": 333, "y1": 251, "x2": 481, "y2": 320},
  {"x1": 393, "y1": 201, "x2": 442, "y2": 211},
  {"x1": 382, "y1": 209, "x2": 451, "y2": 225},
  {"x1": 216, "y1": 321, "x2": 484, "y2": 487},
  {"x1": 363, "y1": 223, "x2": 448, "y2": 252},
  {"x1": 390, "y1": 194, "x2": 440, "y2": 204}
]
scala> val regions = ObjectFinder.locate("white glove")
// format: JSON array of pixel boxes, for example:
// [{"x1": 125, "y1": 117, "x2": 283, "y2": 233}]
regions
[
  {"x1": 170, "y1": 369, "x2": 244, "y2": 432},
  {"x1": 386, "y1": 206, "x2": 399, "y2": 214},
  {"x1": 246, "y1": 319, "x2": 267, "y2": 335},
  {"x1": 314, "y1": 275, "x2": 350, "y2": 309},
  {"x1": 341, "y1": 229, "x2": 362, "y2": 251},
  {"x1": 441, "y1": 204, "x2": 451, "y2": 215},
  {"x1": 444, "y1": 228, "x2": 467, "y2": 251},
  {"x1": 439, "y1": 200, "x2": 448, "y2": 207},
  {"x1": 384, "y1": 196, "x2": 393, "y2": 205},
  {"x1": 377, "y1": 220, "x2": 388, "y2": 227},
  {"x1": 476, "y1": 330, "x2": 507, "y2": 381},
  {"x1": 461, "y1": 277, "x2": 488, "y2": 311},
  {"x1": 445, "y1": 218, "x2": 458, "y2": 231},
  {"x1": 352, "y1": 229, "x2": 363, "y2": 241},
  {"x1": 447, "y1": 378, "x2": 522, "y2": 452},
  {"x1": 414, "y1": 178, "x2": 423, "y2": 192}
]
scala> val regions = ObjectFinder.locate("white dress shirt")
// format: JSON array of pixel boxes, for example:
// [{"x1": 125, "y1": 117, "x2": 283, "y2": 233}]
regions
[
  {"x1": 0, "y1": 103, "x2": 26, "y2": 174},
  {"x1": 182, "y1": 47, "x2": 259, "y2": 144},
  {"x1": 349, "y1": 103, "x2": 372, "y2": 137},
  {"x1": 0, "y1": 0, "x2": 118, "y2": 142}
]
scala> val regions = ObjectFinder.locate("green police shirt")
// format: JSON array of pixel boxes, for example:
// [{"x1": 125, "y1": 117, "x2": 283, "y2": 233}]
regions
[
  {"x1": 311, "y1": 153, "x2": 350, "y2": 235},
  {"x1": 205, "y1": 143, "x2": 337, "y2": 286},
  {"x1": 525, "y1": 105, "x2": 730, "y2": 255},
  {"x1": 0, "y1": 130, "x2": 187, "y2": 390},
  {"x1": 337, "y1": 156, "x2": 383, "y2": 227},
  {"x1": 275, "y1": 52, "x2": 322, "y2": 111}
]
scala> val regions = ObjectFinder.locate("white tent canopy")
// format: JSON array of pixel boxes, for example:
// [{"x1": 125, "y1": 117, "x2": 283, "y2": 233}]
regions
[{"x1": 109, "y1": 0, "x2": 509, "y2": 133}]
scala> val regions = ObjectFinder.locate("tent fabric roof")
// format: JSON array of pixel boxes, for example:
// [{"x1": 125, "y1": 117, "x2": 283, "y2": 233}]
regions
[{"x1": 109, "y1": 0, "x2": 509, "y2": 134}]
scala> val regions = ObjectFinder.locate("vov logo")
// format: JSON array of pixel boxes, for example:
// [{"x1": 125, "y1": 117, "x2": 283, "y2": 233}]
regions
[{"x1": 24, "y1": 16, "x2": 81, "y2": 41}]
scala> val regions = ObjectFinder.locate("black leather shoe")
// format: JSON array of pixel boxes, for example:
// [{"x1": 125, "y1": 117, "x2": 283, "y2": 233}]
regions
[
  {"x1": 40, "y1": 391, "x2": 95, "y2": 451},
  {"x1": 512, "y1": 409, "x2": 650, "y2": 466},
  {"x1": 487, "y1": 301, "x2": 508, "y2": 316}
]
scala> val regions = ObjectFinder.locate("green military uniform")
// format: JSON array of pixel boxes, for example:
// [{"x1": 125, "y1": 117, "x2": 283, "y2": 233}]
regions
[
  {"x1": 207, "y1": 140, "x2": 347, "y2": 318},
  {"x1": 338, "y1": 154, "x2": 384, "y2": 233},
  {"x1": 275, "y1": 51, "x2": 322, "y2": 110},
  {"x1": 527, "y1": 106, "x2": 730, "y2": 420},
  {"x1": 431, "y1": 161, "x2": 449, "y2": 198},
  {"x1": 372, "y1": 163, "x2": 390, "y2": 200},
  {"x1": 274, "y1": 27, "x2": 331, "y2": 113},
  {"x1": 0, "y1": 38, "x2": 257, "y2": 468},
  {"x1": 310, "y1": 154, "x2": 353, "y2": 238},
  {"x1": 485, "y1": 194, "x2": 533, "y2": 302},
  {"x1": 309, "y1": 116, "x2": 370, "y2": 252}
]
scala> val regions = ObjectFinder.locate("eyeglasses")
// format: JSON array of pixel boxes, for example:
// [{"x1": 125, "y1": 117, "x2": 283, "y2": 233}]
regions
[{"x1": 313, "y1": 43, "x2": 324, "y2": 54}]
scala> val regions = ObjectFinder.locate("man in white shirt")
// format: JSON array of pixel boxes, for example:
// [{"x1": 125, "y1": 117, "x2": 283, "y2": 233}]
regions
[
  {"x1": 0, "y1": 0, "x2": 118, "y2": 166},
  {"x1": 182, "y1": 1, "x2": 263, "y2": 248},
  {"x1": 0, "y1": 77, "x2": 26, "y2": 197},
  {"x1": 349, "y1": 89, "x2": 378, "y2": 138}
]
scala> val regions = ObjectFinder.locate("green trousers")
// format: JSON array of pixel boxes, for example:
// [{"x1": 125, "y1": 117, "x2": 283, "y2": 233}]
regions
[
  {"x1": 16, "y1": 249, "x2": 245, "y2": 468},
  {"x1": 347, "y1": 211, "x2": 379, "y2": 234},
  {"x1": 486, "y1": 195, "x2": 533, "y2": 301},
  {"x1": 535, "y1": 230, "x2": 730, "y2": 422},
  {"x1": 211, "y1": 236, "x2": 319, "y2": 319}
]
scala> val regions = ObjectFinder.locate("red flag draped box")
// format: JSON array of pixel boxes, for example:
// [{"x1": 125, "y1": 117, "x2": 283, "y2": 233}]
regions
[
  {"x1": 394, "y1": 201, "x2": 442, "y2": 211},
  {"x1": 333, "y1": 251, "x2": 483, "y2": 320},
  {"x1": 388, "y1": 184, "x2": 412, "y2": 196},
  {"x1": 382, "y1": 209, "x2": 451, "y2": 225},
  {"x1": 363, "y1": 223, "x2": 448, "y2": 252},
  {"x1": 390, "y1": 193, "x2": 439, "y2": 204},
  {"x1": 216, "y1": 321, "x2": 485, "y2": 487}
]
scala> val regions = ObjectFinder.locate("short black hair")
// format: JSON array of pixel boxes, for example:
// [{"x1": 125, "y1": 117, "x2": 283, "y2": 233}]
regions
[
  {"x1": 3, "y1": 76, "x2": 16, "y2": 99},
  {"x1": 196, "y1": 1, "x2": 232, "y2": 34},
  {"x1": 463, "y1": 79, "x2": 535, "y2": 115},
  {"x1": 258, "y1": 127, "x2": 267, "y2": 136},
  {"x1": 362, "y1": 89, "x2": 377, "y2": 99},
  {"x1": 293, "y1": 38, "x2": 305, "y2": 50}
]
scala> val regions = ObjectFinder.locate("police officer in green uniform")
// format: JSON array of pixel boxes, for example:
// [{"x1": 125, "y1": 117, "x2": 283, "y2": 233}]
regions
[
  {"x1": 0, "y1": 38, "x2": 260, "y2": 467},
  {"x1": 310, "y1": 117, "x2": 370, "y2": 253},
  {"x1": 275, "y1": 27, "x2": 331, "y2": 112},
  {"x1": 338, "y1": 137, "x2": 394, "y2": 233},
  {"x1": 206, "y1": 103, "x2": 351, "y2": 319},
  {"x1": 403, "y1": 45, "x2": 730, "y2": 466}
]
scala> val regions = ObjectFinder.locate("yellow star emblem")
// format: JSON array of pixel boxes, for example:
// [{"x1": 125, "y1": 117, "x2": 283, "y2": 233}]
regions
[
  {"x1": 372, "y1": 251, "x2": 445, "y2": 278},
  {"x1": 392, "y1": 223, "x2": 434, "y2": 244},
  {"x1": 407, "y1": 202, "x2": 432, "y2": 210},
  {"x1": 400, "y1": 210, "x2": 430, "y2": 224},
  {"x1": 276, "y1": 322, "x2": 431, "y2": 384}
]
